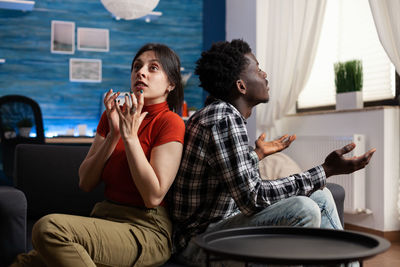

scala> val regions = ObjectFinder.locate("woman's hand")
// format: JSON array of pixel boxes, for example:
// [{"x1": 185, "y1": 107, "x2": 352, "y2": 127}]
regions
[
  {"x1": 104, "y1": 89, "x2": 121, "y2": 138},
  {"x1": 115, "y1": 91, "x2": 148, "y2": 140},
  {"x1": 254, "y1": 133, "x2": 296, "y2": 160}
]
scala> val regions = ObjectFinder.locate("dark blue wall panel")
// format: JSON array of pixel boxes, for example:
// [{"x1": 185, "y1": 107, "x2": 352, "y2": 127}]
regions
[
  {"x1": 0, "y1": 0, "x2": 202, "y2": 136},
  {"x1": 203, "y1": 0, "x2": 225, "y2": 50},
  {"x1": 202, "y1": 0, "x2": 226, "y2": 103}
]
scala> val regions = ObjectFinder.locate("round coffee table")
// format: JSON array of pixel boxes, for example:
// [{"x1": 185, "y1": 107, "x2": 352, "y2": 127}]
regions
[{"x1": 194, "y1": 226, "x2": 391, "y2": 267}]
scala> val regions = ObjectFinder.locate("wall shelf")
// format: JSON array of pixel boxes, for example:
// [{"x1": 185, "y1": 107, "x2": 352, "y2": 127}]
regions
[{"x1": 0, "y1": 0, "x2": 35, "y2": 11}]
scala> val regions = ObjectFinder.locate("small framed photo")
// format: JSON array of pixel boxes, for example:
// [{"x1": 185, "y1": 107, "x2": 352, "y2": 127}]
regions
[
  {"x1": 51, "y1": 20, "x2": 75, "y2": 54},
  {"x1": 77, "y1": 27, "x2": 109, "y2": 52},
  {"x1": 69, "y1": 58, "x2": 102, "y2": 83}
]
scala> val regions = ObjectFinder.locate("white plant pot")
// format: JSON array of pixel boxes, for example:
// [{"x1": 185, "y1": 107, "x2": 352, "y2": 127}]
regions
[
  {"x1": 19, "y1": 127, "x2": 32, "y2": 137},
  {"x1": 336, "y1": 91, "x2": 363, "y2": 110}
]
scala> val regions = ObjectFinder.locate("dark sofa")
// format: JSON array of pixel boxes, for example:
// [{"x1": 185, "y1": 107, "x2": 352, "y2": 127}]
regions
[
  {"x1": 1, "y1": 144, "x2": 104, "y2": 266},
  {"x1": 0, "y1": 144, "x2": 345, "y2": 266}
]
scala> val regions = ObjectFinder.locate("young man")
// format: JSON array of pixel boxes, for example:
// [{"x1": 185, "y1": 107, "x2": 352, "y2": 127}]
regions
[{"x1": 170, "y1": 39, "x2": 375, "y2": 265}]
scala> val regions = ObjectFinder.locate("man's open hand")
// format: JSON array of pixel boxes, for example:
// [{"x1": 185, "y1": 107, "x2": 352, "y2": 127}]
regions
[
  {"x1": 254, "y1": 133, "x2": 296, "y2": 160},
  {"x1": 322, "y1": 143, "x2": 376, "y2": 178}
]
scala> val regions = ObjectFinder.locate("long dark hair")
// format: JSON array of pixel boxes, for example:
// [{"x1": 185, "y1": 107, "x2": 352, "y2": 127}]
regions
[{"x1": 132, "y1": 43, "x2": 183, "y2": 112}]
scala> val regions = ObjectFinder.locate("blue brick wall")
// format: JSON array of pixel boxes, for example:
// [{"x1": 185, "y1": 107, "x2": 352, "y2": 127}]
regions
[{"x1": 0, "y1": 0, "x2": 202, "y2": 136}]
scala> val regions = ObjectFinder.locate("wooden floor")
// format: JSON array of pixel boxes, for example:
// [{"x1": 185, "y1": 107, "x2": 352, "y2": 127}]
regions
[{"x1": 364, "y1": 241, "x2": 400, "y2": 267}]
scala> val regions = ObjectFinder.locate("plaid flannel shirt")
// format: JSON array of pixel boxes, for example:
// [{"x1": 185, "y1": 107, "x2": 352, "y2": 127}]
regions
[{"x1": 170, "y1": 100, "x2": 326, "y2": 252}]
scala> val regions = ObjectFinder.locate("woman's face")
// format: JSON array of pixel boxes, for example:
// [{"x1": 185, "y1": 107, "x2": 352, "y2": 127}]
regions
[{"x1": 131, "y1": 50, "x2": 174, "y2": 106}]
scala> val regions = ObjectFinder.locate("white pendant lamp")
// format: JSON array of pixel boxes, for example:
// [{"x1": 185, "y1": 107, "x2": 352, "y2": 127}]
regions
[{"x1": 100, "y1": 0, "x2": 159, "y2": 20}]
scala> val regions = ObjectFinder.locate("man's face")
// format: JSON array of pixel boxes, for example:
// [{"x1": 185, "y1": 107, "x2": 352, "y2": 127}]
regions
[{"x1": 240, "y1": 53, "x2": 270, "y2": 105}]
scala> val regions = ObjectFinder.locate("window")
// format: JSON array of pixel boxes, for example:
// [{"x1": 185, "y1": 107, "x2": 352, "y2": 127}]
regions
[{"x1": 297, "y1": 0, "x2": 396, "y2": 109}]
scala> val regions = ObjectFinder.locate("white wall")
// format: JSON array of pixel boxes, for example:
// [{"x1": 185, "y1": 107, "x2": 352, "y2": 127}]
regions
[
  {"x1": 226, "y1": 0, "x2": 258, "y2": 146},
  {"x1": 275, "y1": 107, "x2": 400, "y2": 232}
]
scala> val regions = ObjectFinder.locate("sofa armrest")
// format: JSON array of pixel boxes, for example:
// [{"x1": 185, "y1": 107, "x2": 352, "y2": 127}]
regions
[
  {"x1": 0, "y1": 186, "x2": 27, "y2": 266},
  {"x1": 326, "y1": 182, "x2": 345, "y2": 227}
]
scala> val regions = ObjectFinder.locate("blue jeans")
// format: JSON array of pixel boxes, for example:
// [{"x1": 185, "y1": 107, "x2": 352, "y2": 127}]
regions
[{"x1": 176, "y1": 187, "x2": 343, "y2": 266}]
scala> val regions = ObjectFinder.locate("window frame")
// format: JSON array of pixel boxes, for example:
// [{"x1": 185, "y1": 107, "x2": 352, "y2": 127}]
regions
[{"x1": 296, "y1": 72, "x2": 399, "y2": 113}]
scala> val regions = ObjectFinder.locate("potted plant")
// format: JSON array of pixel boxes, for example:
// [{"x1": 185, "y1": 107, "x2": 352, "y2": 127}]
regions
[
  {"x1": 2, "y1": 124, "x2": 16, "y2": 139},
  {"x1": 17, "y1": 118, "x2": 33, "y2": 137},
  {"x1": 334, "y1": 59, "x2": 363, "y2": 110}
]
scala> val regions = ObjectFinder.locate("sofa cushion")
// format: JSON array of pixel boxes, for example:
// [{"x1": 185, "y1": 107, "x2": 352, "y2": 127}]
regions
[
  {"x1": 259, "y1": 152, "x2": 302, "y2": 180},
  {"x1": 14, "y1": 144, "x2": 104, "y2": 220}
]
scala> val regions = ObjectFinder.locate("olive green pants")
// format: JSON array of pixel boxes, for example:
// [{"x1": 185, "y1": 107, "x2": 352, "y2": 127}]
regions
[{"x1": 10, "y1": 201, "x2": 172, "y2": 267}]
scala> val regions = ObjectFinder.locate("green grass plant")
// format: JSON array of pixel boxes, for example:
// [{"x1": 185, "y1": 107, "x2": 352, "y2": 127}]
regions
[{"x1": 334, "y1": 60, "x2": 363, "y2": 93}]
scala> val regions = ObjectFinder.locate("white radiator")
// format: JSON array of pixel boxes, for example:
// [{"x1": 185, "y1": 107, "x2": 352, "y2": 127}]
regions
[{"x1": 284, "y1": 135, "x2": 371, "y2": 214}]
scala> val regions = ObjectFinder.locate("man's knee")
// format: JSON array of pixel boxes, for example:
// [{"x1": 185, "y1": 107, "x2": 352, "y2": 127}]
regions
[
  {"x1": 293, "y1": 196, "x2": 321, "y2": 227},
  {"x1": 311, "y1": 187, "x2": 336, "y2": 207}
]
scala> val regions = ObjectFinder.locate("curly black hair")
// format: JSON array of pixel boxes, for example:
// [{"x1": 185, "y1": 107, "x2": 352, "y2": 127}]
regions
[{"x1": 195, "y1": 39, "x2": 252, "y2": 102}]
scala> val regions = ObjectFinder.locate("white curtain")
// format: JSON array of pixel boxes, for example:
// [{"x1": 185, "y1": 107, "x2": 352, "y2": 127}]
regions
[
  {"x1": 369, "y1": 0, "x2": 400, "y2": 73},
  {"x1": 256, "y1": 0, "x2": 326, "y2": 139},
  {"x1": 368, "y1": 0, "x2": 400, "y2": 221}
]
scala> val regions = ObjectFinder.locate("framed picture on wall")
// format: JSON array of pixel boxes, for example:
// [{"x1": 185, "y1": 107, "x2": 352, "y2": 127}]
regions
[
  {"x1": 69, "y1": 58, "x2": 102, "y2": 83},
  {"x1": 77, "y1": 27, "x2": 109, "y2": 52},
  {"x1": 51, "y1": 20, "x2": 75, "y2": 54}
]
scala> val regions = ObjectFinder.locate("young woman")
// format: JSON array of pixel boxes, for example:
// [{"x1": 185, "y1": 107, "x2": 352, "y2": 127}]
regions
[{"x1": 12, "y1": 43, "x2": 185, "y2": 267}]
